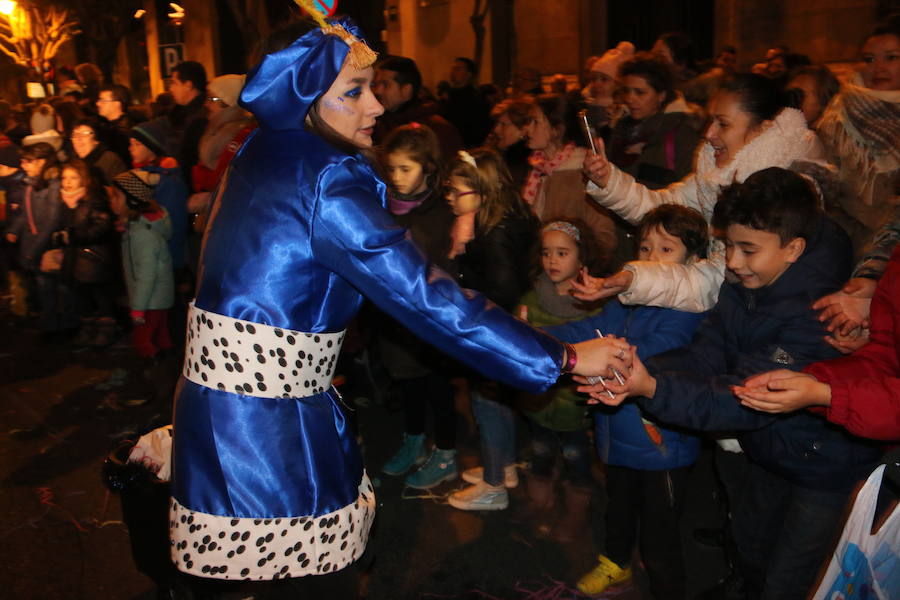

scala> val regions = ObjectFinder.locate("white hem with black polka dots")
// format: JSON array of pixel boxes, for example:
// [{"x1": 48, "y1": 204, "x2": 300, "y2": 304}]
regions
[{"x1": 169, "y1": 474, "x2": 375, "y2": 580}]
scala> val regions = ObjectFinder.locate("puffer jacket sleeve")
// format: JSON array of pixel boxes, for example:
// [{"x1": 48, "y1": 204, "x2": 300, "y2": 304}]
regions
[
  {"x1": 586, "y1": 166, "x2": 704, "y2": 225},
  {"x1": 619, "y1": 243, "x2": 725, "y2": 313},
  {"x1": 806, "y1": 247, "x2": 900, "y2": 440},
  {"x1": 640, "y1": 293, "x2": 840, "y2": 432},
  {"x1": 309, "y1": 159, "x2": 563, "y2": 394},
  {"x1": 587, "y1": 167, "x2": 724, "y2": 312}
]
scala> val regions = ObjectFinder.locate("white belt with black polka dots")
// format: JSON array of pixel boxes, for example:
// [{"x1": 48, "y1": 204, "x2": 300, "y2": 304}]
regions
[{"x1": 182, "y1": 302, "x2": 345, "y2": 399}]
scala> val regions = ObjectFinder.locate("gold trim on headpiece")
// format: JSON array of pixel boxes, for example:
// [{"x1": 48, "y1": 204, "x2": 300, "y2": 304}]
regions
[{"x1": 294, "y1": 0, "x2": 378, "y2": 70}]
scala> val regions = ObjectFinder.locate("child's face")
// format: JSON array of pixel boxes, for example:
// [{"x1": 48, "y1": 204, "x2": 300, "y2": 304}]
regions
[
  {"x1": 21, "y1": 157, "x2": 45, "y2": 179},
  {"x1": 129, "y1": 138, "x2": 157, "y2": 166},
  {"x1": 724, "y1": 224, "x2": 805, "y2": 289},
  {"x1": 108, "y1": 186, "x2": 128, "y2": 218},
  {"x1": 386, "y1": 151, "x2": 427, "y2": 196},
  {"x1": 61, "y1": 167, "x2": 82, "y2": 193},
  {"x1": 541, "y1": 230, "x2": 582, "y2": 285},
  {"x1": 638, "y1": 225, "x2": 689, "y2": 264},
  {"x1": 445, "y1": 175, "x2": 481, "y2": 216}
]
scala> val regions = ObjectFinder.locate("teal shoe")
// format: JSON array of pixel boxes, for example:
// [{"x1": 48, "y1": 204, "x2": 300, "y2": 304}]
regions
[
  {"x1": 405, "y1": 448, "x2": 457, "y2": 489},
  {"x1": 382, "y1": 433, "x2": 426, "y2": 476}
]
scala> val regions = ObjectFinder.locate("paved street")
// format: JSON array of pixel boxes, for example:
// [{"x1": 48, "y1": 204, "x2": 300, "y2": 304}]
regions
[{"x1": 0, "y1": 301, "x2": 728, "y2": 599}]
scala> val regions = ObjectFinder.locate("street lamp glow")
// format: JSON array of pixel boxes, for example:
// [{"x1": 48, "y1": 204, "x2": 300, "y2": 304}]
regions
[{"x1": 0, "y1": 0, "x2": 17, "y2": 17}]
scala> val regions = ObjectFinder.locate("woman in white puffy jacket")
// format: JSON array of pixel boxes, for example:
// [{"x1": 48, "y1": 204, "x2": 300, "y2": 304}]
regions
[{"x1": 577, "y1": 73, "x2": 824, "y2": 312}]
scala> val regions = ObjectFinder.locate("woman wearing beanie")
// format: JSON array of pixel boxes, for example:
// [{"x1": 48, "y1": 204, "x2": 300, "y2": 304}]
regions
[{"x1": 166, "y1": 6, "x2": 629, "y2": 596}]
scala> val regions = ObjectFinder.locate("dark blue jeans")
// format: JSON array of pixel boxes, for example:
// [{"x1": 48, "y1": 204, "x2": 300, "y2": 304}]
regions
[
  {"x1": 470, "y1": 389, "x2": 516, "y2": 486},
  {"x1": 528, "y1": 421, "x2": 592, "y2": 486},
  {"x1": 731, "y1": 460, "x2": 854, "y2": 600}
]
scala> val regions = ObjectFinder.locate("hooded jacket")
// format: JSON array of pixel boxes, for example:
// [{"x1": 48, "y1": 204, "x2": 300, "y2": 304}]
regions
[
  {"x1": 639, "y1": 215, "x2": 881, "y2": 491},
  {"x1": 122, "y1": 209, "x2": 174, "y2": 311},
  {"x1": 547, "y1": 298, "x2": 705, "y2": 469}
]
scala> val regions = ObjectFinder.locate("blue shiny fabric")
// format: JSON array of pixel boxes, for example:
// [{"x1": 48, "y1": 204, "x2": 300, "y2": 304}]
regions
[
  {"x1": 173, "y1": 21, "x2": 565, "y2": 518},
  {"x1": 239, "y1": 17, "x2": 364, "y2": 130}
]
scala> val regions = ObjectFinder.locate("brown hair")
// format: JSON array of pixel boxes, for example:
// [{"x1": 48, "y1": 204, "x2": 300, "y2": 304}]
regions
[
  {"x1": 491, "y1": 98, "x2": 533, "y2": 129},
  {"x1": 535, "y1": 217, "x2": 607, "y2": 277},
  {"x1": 447, "y1": 148, "x2": 531, "y2": 232},
  {"x1": 639, "y1": 204, "x2": 709, "y2": 259},
  {"x1": 381, "y1": 122, "x2": 442, "y2": 180}
]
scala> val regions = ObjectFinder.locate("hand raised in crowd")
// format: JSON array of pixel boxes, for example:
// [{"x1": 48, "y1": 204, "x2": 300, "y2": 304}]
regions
[
  {"x1": 733, "y1": 369, "x2": 831, "y2": 413},
  {"x1": 569, "y1": 334, "x2": 632, "y2": 381},
  {"x1": 569, "y1": 267, "x2": 634, "y2": 301},
  {"x1": 582, "y1": 137, "x2": 611, "y2": 188},
  {"x1": 812, "y1": 277, "x2": 876, "y2": 337}
]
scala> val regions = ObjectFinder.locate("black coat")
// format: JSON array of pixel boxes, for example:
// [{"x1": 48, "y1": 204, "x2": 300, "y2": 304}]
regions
[
  {"x1": 641, "y1": 216, "x2": 881, "y2": 491},
  {"x1": 456, "y1": 208, "x2": 538, "y2": 312},
  {"x1": 58, "y1": 192, "x2": 116, "y2": 283}
]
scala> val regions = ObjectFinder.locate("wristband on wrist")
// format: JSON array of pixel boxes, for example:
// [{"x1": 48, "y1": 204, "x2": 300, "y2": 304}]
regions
[{"x1": 561, "y1": 342, "x2": 577, "y2": 374}]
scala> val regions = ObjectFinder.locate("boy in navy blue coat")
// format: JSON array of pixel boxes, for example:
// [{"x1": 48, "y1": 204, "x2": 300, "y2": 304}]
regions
[{"x1": 595, "y1": 167, "x2": 881, "y2": 600}]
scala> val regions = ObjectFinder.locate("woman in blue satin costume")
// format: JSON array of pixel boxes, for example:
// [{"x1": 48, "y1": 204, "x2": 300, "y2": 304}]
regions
[{"x1": 168, "y1": 16, "x2": 630, "y2": 591}]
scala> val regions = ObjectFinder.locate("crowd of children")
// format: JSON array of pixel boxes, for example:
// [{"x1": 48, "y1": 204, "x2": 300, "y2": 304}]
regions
[{"x1": 2, "y1": 13, "x2": 900, "y2": 600}]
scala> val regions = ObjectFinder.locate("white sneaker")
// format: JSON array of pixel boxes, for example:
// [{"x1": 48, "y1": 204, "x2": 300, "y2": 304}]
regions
[
  {"x1": 461, "y1": 464, "x2": 519, "y2": 488},
  {"x1": 447, "y1": 481, "x2": 509, "y2": 511}
]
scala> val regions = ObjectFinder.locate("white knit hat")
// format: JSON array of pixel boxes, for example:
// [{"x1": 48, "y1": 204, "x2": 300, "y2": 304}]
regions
[{"x1": 591, "y1": 41, "x2": 636, "y2": 79}]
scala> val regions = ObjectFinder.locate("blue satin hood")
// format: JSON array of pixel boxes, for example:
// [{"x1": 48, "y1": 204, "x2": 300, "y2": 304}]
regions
[{"x1": 239, "y1": 17, "x2": 369, "y2": 130}]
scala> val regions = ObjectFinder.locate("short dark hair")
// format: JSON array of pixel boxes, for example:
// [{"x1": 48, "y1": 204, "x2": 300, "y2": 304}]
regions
[
  {"x1": 712, "y1": 167, "x2": 819, "y2": 245},
  {"x1": 173, "y1": 61, "x2": 207, "y2": 92},
  {"x1": 99, "y1": 84, "x2": 132, "y2": 109},
  {"x1": 620, "y1": 53, "x2": 676, "y2": 105},
  {"x1": 640, "y1": 204, "x2": 709, "y2": 259},
  {"x1": 717, "y1": 74, "x2": 786, "y2": 126},
  {"x1": 377, "y1": 56, "x2": 422, "y2": 97},
  {"x1": 532, "y1": 94, "x2": 580, "y2": 145},
  {"x1": 454, "y1": 57, "x2": 477, "y2": 76}
]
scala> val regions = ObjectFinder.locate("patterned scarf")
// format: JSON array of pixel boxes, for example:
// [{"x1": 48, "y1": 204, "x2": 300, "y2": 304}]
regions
[
  {"x1": 521, "y1": 142, "x2": 576, "y2": 206},
  {"x1": 817, "y1": 83, "x2": 900, "y2": 206}
]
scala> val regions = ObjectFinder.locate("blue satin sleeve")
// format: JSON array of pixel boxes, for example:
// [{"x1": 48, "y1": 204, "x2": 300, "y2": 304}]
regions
[{"x1": 310, "y1": 158, "x2": 563, "y2": 394}]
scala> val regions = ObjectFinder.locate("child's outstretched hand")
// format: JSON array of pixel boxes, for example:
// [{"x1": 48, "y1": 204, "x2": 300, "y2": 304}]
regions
[
  {"x1": 570, "y1": 267, "x2": 633, "y2": 301},
  {"x1": 732, "y1": 369, "x2": 831, "y2": 413},
  {"x1": 812, "y1": 277, "x2": 875, "y2": 336},
  {"x1": 582, "y1": 137, "x2": 611, "y2": 188}
]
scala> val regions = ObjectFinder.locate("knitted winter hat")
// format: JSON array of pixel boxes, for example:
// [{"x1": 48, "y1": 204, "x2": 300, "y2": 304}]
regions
[
  {"x1": 0, "y1": 143, "x2": 20, "y2": 168},
  {"x1": 30, "y1": 104, "x2": 57, "y2": 134},
  {"x1": 113, "y1": 169, "x2": 161, "y2": 210},
  {"x1": 591, "y1": 41, "x2": 636, "y2": 79},
  {"x1": 130, "y1": 119, "x2": 171, "y2": 158},
  {"x1": 208, "y1": 74, "x2": 246, "y2": 108}
]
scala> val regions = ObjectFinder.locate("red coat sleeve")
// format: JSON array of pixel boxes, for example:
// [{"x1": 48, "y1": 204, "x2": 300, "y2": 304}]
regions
[{"x1": 805, "y1": 247, "x2": 900, "y2": 441}]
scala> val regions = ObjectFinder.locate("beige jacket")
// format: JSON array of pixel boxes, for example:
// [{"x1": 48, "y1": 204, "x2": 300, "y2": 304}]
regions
[{"x1": 531, "y1": 146, "x2": 619, "y2": 270}]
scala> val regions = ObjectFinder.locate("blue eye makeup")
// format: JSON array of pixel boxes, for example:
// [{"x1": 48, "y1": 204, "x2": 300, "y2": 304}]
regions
[{"x1": 345, "y1": 86, "x2": 362, "y2": 99}]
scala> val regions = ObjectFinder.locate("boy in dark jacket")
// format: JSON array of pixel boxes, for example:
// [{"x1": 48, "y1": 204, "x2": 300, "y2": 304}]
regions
[{"x1": 594, "y1": 167, "x2": 881, "y2": 600}]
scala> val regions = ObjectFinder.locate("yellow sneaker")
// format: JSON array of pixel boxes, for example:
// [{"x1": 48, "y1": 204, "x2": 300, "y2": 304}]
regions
[{"x1": 576, "y1": 555, "x2": 632, "y2": 595}]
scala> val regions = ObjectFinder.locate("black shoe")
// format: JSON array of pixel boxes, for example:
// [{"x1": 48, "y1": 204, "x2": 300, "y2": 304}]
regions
[{"x1": 692, "y1": 527, "x2": 725, "y2": 548}]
